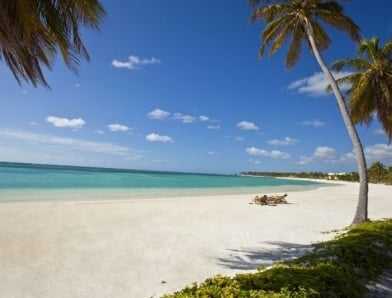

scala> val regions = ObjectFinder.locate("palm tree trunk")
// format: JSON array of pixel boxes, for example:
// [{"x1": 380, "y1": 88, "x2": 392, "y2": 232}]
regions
[{"x1": 304, "y1": 21, "x2": 368, "y2": 224}]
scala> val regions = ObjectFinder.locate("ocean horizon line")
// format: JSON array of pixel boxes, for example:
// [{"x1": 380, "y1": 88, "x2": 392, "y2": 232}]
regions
[{"x1": 0, "y1": 161, "x2": 237, "y2": 177}]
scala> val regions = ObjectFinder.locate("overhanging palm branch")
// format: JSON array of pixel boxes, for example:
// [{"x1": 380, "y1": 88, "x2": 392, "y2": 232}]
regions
[
  {"x1": 0, "y1": 0, "x2": 106, "y2": 88},
  {"x1": 331, "y1": 37, "x2": 392, "y2": 141}
]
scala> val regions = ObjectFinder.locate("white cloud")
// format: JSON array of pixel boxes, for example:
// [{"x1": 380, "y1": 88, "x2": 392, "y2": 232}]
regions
[
  {"x1": 172, "y1": 113, "x2": 196, "y2": 123},
  {"x1": 111, "y1": 55, "x2": 161, "y2": 70},
  {"x1": 147, "y1": 108, "x2": 170, "y2": 120},
  {"x1": 340, "y1": 152, "x2": 355, "y2": 163},
  {"x1": 373, "y1": 128, "x2": 385, "y2": 135},
  {"x1": 314, "y1": 146, "x2": 336, "y2": 158},
  {"x1": 334, "y1": 143, "x2": 392, "y2": 165},
  {"x1": 298, "y1": 156, "x2": 314, "y2": 165},
  {"x1": 0, "y1": 129, "x2": 140, "y2": 158},
  {"x1": 288, "y1": 77, "x2": 307, "y2": 90},
  {"x1": 298, "y1": 144, "x2": 392, "y2": 166},
  {"x1": 207, "y1": 151, "x2": 220, "y2": 155},
  {"x1": 237, "y1": 121, "x2": 259, "y2": 130},
  {"x1": 247, "y1": 158, "x2": 261, "y2": 165},
  {"x1": 268, "y1": 137, "x2": 299, "y2": 146},
  {"x1": 207, "y1": 125, "x2": 221, "y2": 130},
  {"x1": 235, "y1": 136, "x2": 244, "y2": 141},
  {"x1": 365, "y1": 144, "x2": 392, "y2": 162},
  {"x1": 288, "y1": 71, "x2": 352, "y2": 97},
  {"x1": 145, "y1": 133, "x2": 173, "y2": 143},
  {"x1": 297, "y1": 146, "x2": 337, "y2": 165},
  {"x1": 46, "y1": 116, "x2": 85, "y2": 129},
  {"x1": 107, "y1": 123, "x2": 130, "y2": 132},
  {"x1": 300, "y1": 120, "x2": 326, "y2": 127},
  {"x1": 246, "y1": 147, "x2": 268, "y2": 156},
  {"x1": 270, "y1": 150, "x2": 291, "y2": 159},
  {"x1": 246, "y1": 147, "x2": 290, "y2": 159},
  {"x1": 147, "y1": 110, "x2": 210, "y2": 124}
]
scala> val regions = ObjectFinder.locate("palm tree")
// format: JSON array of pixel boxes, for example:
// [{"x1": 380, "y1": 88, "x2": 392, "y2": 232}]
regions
[
  {"x1": 0, "y1": 0, "x2": 106, "y2": 88},
  {"x1": 330, "y1": 37, "x2": 392, "y2": 142},
  {"x1": 249, "y1": 0, "x2": 369, "y2": 224},
  {"x1": 387, "y1": 166, "x2": 392, "y2": 185},
  {"x1": 367, "y1": 161, "x2": 387, "y2": 183}
]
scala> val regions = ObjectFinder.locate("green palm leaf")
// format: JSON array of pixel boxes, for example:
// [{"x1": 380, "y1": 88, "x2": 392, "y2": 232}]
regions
[
  {"x1": 250, "y1": 0, "x2": 360, "y2": 68},
  {"x1": 0, "y1": 0, "x2": 105, "y2": 88},
  {"x1": 332, "y1": 37, "x2": 392, "y2": 141}
]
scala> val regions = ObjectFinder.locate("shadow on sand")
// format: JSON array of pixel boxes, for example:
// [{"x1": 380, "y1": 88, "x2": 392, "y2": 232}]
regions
[{"x1": 217, "y1": 241, "x2": 314, "y2": 270}]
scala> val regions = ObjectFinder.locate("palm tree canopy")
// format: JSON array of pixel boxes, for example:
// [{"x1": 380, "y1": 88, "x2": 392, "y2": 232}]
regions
[
  {"x1": 331, "y1": 37, "x2": 392, "y2": 141},
  {"x1": 367, "y1": 161, "x2": 388, "y2": 183},
  {"x1": 249, "y1": 0, "x2": 360, "y2": 68},
  {"x1": 0, "y1": 0, "x2": 106, "y2": 88}
]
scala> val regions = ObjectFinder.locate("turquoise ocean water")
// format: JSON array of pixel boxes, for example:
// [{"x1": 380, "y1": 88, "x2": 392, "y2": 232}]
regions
[{"x1": 0, "y1": 162, "x2": 326, "y2": 202}]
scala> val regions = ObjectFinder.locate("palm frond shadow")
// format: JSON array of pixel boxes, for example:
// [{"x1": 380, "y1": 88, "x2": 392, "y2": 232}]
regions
[{"x1": 216, "y1": 241, "x2": 314, "y2": 270}]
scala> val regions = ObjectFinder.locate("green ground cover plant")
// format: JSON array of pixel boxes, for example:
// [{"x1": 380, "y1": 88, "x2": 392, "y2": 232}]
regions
[{"x1": 163, "y1": 219, "x2": 392, "y2": 298}]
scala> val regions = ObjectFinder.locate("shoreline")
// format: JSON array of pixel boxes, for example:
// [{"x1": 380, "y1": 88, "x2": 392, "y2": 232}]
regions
[
  {"x1": 0, "y1": 182, "x2": 390, "y2": 297},
  {"x1": 0, "y1": 179, "x2": 329, "y2": 204}
]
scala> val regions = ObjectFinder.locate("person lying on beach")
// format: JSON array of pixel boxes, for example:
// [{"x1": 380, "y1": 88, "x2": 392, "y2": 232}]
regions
[
  {"x1": 251, "y1": 194, "x2": 288, "y2": 205},
  {"x1": 269, "y1": 193, "x2": 288, "y2": 204},
  {"x1": 252, "y1": 195, "x2": 268, "y2": 205}
]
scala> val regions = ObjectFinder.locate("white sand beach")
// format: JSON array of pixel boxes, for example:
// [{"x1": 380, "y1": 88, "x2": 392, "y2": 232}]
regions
[{"x1": 0, "y1": 181, "x2": 391, "y2": 298}]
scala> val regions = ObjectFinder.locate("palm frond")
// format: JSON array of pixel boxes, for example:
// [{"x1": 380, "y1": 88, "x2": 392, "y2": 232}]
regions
[
  {"x1": 331, "y1": 58, "x2": 371, "y2": 72},
  {"x1": 375, "y1": 78, "x2": 392, "y2": 141},
  {"x1": 310, "y1": 21, "x2": 331, "y2": 51},
  {"x1": 357, "y1": 38, "x2": 379, "y2": 61},
  {"x1": 269, "y1": 16, "x2": 296, "y2": 56},
  {"x1": 316, "y1": 2, "x2": 360, "y2": 43},
  {"x1": 286, "y1": 22, "x2": 305, "y2": 68},
  {"x1": 0, "y1": 0, "x2": 106, "y2": 88},
  {"x1": 250, "y1": 3, "x2": 287, "y2": 24},
  {"x1": 335, "y1": 37, "x2": 392, "y2": 141},
  {"x1": 326, "y1": 73, "x2": 358, "y2": 94},
  {"x1": 337, "y1": 74, "x2": 357, "y2": 87},
  {"x1": 349, "y1": 69, "x2": 378, "y2": 124},
  {"x1": 260, "y1": 16, "x2": 291, "y2": 57},
  {"x1": 248, "y1": 0, "x2": 286, "y2": 8},
  {"x1": 378, "y1": 39, "x2": 392, "y2": 61},
  {"x1": 378, "y1": 78, "x2": 392, "y2": 110}
]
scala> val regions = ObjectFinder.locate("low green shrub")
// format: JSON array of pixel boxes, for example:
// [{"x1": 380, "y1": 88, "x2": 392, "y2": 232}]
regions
[{"x1": 162, "y1": 219, "x2": 392, "y2": 298}]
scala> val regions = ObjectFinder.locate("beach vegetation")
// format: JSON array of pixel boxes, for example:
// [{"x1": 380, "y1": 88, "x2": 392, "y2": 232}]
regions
[
  {"x1": 367, "y1": 161, "x2": 388, "y2": 184},
  {"x1": 162, "y1": 219, "x2": 392, "y2": 297},
  {"x1": 330, "y1": 37, "x2": 392, "y2": 142},
  {"x1": 244, "y1": 160, "x2": 392, "y2": 184},
  {"x1": 242, "y1": 170, "x2": 360, "y2": 182},
  {"x1": 0, "y1": 0, "x2": 106, "y2": 88},
  {"x1": 248, "y1": 0, "x2": 368, "y2": 225},
  {"x1": 387, "y1": 166, "x2": 392, "y2": 185},
  {"x1": 366, "y1": 162, "x2": 392, "y2": 185}
]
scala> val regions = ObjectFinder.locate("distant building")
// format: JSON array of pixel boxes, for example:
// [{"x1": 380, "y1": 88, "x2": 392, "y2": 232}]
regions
[{"x1": 327, "y1": 172, "x2": 347, "y2": 180}]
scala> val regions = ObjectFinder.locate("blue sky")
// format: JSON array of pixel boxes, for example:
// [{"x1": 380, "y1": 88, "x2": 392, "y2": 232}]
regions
[{"x1": 0, "y1": 1, "x2": 392, "y2": 174}]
